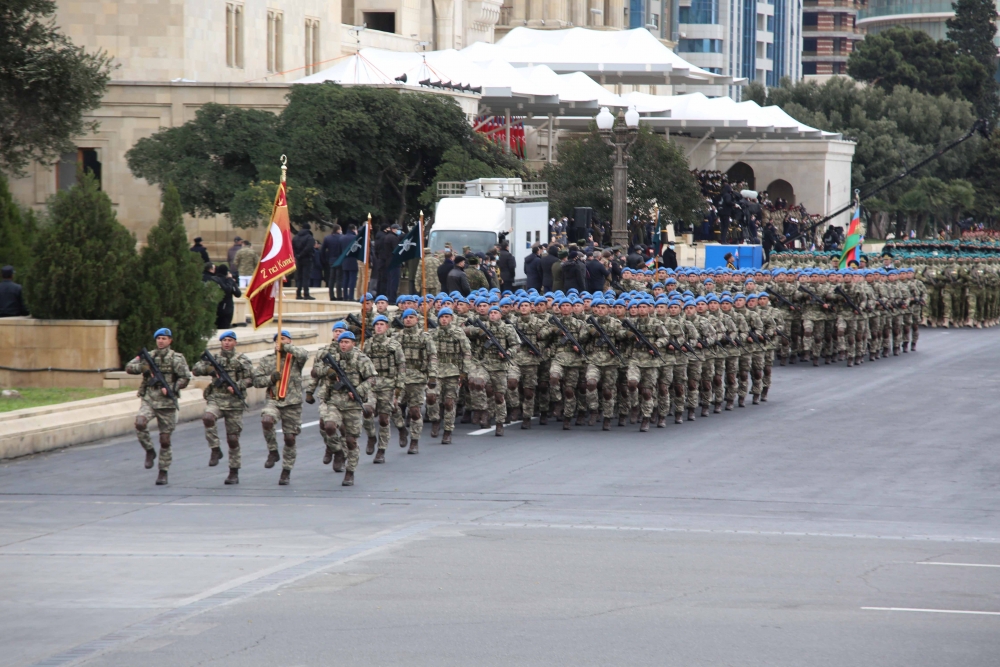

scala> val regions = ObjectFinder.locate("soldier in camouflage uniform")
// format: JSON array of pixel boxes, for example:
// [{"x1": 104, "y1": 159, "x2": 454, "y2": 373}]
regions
[
  {"x1": 628, "y1": 299, "x2": 668, "y2": 432},
  {"x1": 305, "y1": 321, "x2": 348, "y2": 468},
  {"x1": 684, "y1": 299, "x2": 716, "y2": 420},
  {"x1": 316, "y1": 331, "x2": 377, "y2": 486},
  {"x1": 740, "y1": 294, "x2": 768, "y2": 404},
  {"x1": 466, "y1": 256, "x2": 490, "y2": 291},
  {"x1": 361, "y1": 315, "x2": 405, "y2": 463},
  {"x1": 757, "y1": 293, "x2": 783, "y2": 401},
  {"x1": 252, "y1": 330, "x2": 308, "y2": 485},
  {"x1": 508, "y1": 298, "x2": 547, "y2": 428},
  {"x1": 547, "y1": 298, "x2": 591, "y2": 430},
  {"x1": 428, "y1": 307, "x2": 472, "y2": 444},
  {"x1": 124, "y1": 327, "x2": 191, "y2": 485},
  {"x1": 693, "y1": 298, "x2": 722, "y2": 418},
  {"x1": 394, "y1": 308, "x2": 438, "y2": 453},
  {"x1": 466, "y1": 305, "x2": 518, "y2": 435},
  {"x1": 191, "y1": 331, "x2": 254, "y2": 484},
  {"x1": 583, "y1": 298, "x2": 629, "y2": 430}
]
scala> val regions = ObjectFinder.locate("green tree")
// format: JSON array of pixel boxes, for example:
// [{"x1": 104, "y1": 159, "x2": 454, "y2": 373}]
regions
[
  {"x1": 0, "y1": 173, "x2": 35, "y2": 271},
  {"x1": 947, "y1": 0, "x2": 1000, "y2": 122},
  {"x1": 967, "y1": 127, "x2": 1000, "y2": 215},
  {"x1": 847, "y1": 27, "x2": 989, "y2": 108},
  {"x1": 24, "y1": 172, "x2": 138, "y2": 320},
  {"x1": 0, "y1": 0, "x2": 114, "y2": 175},
  {"x1": 419, "y1": 136, "x2": 528, "y2": 208},
  {"x1": 117, "y1": 184, "x2": 220, "y2": 364},
  {"x1": 542, "y1": 125, "x2": 704, "y2": 228}
]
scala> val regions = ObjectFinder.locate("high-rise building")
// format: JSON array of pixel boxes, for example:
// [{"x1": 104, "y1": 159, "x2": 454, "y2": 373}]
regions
[
  {"x1": 801, "y1": 0, "x2": 864, "y2": 77},
  {"x1": 856, "y1": 0, "x2": 952, "y2": 40}
]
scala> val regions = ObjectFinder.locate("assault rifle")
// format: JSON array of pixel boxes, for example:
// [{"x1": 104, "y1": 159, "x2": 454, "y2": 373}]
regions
[
  {"x1": 200, "y1": 350, "x2": 249, "y2": 408},
  {"x1": 139, "y1": 348, "x2": 177, "y2": 405},
  {"x1": 766, "y1": 289, "x2": 797, "y2": 312},
  {"x1": 512, "y1": 323, "x2": 542, "y2": 358},
  {"x1": 322, "y1": 353, "x2": 364, "y2": 408},
  {"x1": 471, "y1": 319, "x2": 511, "y2": 361},
  {"x1": 798, "y1": 285, "x2": 832, "y2": 310},
  {"x1": 622, "y1": 319, "x2": 660, "y2": 359},
  {"x1": 586, "y1": 316, "x2": 624, "y2": 362},
  {"x1": 346, "y1": 313, "x2": 364, "y2": 329},
  {"x1": 834, "y1": 286, "x2": 861, "y2": 314},
  {"x1": 549, "y1": 315, "x2": 588, "y2": 360},
  {"x1": 667, "y1": 335, "x2": 702, "y2": 360}
]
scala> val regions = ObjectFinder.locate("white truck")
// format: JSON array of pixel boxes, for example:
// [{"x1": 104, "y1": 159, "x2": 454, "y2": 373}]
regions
[{"x1": 431, "y1": 178, "x2": 549, "y2": 286}]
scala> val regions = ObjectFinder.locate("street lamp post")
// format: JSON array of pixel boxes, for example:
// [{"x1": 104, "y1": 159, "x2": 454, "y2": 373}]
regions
[{"x1": 597, "y1": 106, "x2": 640, "y2": 249}]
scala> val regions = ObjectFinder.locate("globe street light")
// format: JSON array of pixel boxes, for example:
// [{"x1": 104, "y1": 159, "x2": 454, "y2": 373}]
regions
[{"x1": 597, "y1": 106, "x2": 640, "y2": 248}]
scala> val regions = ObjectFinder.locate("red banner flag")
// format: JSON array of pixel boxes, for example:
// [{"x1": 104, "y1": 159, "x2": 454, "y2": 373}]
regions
[{"x1": 245, "y1": 182, "x2": 297, "y2": 328}]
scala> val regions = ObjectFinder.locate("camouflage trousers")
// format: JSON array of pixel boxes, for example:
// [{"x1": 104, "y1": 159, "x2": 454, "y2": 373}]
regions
[
  {"x1": 843, "y1": 318, "x2": 860, "y2": 359},
  {"x1": 536, "y1": 360, "x2": 552, "y2": 416},
  {"x1": 801, "y1": 316, "x2": 826, "y2": 359},
  {"x1": 762, "y1": 349, "x2": 774, "y2": 389},
  {"x1": 363, "y1": 387, "x2": 397, "y2": 451},
  {"x1": 669, "y1": 361, "x2": 687, "y2": 415},
  {"x1": 549, "y1": 360, "x2": 584, "y2": 418},
  {"x1": 700, "y1": 357, "x2": 724, "y2": 407},
  {"x1": 832, "y1": 313, "x2": 849, "y2": 354},
  {"x1": 203, "y1": 401, "x2": 245, "y2": 469},
  {"x1": 135, "y1": 401, "x2": 177, "y2": 471},
  {"x1": 656, "y1": 363, "x2": 675, "y2": 418},
  {"x1": 585, "y1": 363, "x2": 619, "y2": 416},
  {"x1": 319, "y1": 402, "x2": 363, "y2": 472},
  {"x1": 635, "y1": 366, "x2": 661, "y2": 418},
  {"x1": 507, "y1": 363, "x2": 539, "y2": 414},
  {"x1": 618, "y1": 364, "x2": 639, "y2": 417},
  {"x1": 396, "y1": 383, "x2": 429, "y2": 441},
  {"x1": 426, "y1": 375, "x2": 461, "y2": 433},
  {"x1": 685, "y1": 359, "x2": 703, "y2": 408},
  {"x1": 469, "y1": 365, "x2": 509, "y2": 423},
  {"x1": 261, "y1": 401, "x2": 302, "y2": 472},
  {"x1": 891, "y1": 314, "x2": 904, "y2": 352},
  {"x1": 722, "y1": 355, "x2": 739, "y2": 402}
]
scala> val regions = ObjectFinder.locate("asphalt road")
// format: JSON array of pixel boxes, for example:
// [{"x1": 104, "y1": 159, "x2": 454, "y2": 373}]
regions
[{"x1": 2, "y1": 328, "x2": 999, "y2": 666}]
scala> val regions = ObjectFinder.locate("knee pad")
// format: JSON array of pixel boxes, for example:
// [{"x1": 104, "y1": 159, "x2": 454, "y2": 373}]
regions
[
  {"x1": 522, "y1": 387, "x2": 535, "y2": 401},
  {"x1": 408, "y1": 406, "x2": 422, "y2": 421},
  {"x1": 261, "y1": 414, "x2": 276, "y2": 430},
  {"x1": 283, "y1": 433, "x2": 296, "y2": 447},
  {"x1": 135, "y1": 415, "x2": 148, "y2": 431},
  {"x1": 687, "y1": 379, "x2": 698, "y2": 391},
  {"x1": 443, "y1": 397, "x2": 455, "y2": 410},
  {"x1": 564, "y1": 386, "x2": 575, "y2": 399},
  {"x1": 202, "y1": 412, "x2": 216, "y2": 428},
  {"x1": 739, "y1": 371, "x2": 748, "y2": 381},
  {"x1": 627, "y1": 379, "x2": 638, "y2": 390},
  {"x1": 226, "y1": 433, "x2": 240, "y2": 448},
  {"x1": 702, "y1": 380, "x2": 712, "y2": 392},
  {"x1": 586, "y1": 379, "x2": 598, "y2": 392},
  {"x1": 485, "y1": 384, "x2": 494, "y2": 398},
  {"x1": 345, "y1": 436, "x2": 358, "y2": 450},
  {"x1": 494, "y1": 392, "x2": 505, "y2": 405},
  {"x1": 752, "y1": 370, "x2": 763, "y2": 380},
  {"x1": 324, "y1": 422, "x2": 337, "y2": 437},
  {"x1": 727, "y1": 373, "x2": 737, "y2": 385},
  {"x1": 158, "y1": 432, "x2": 171, "y2": 447},
  {"x1": 507, "y1": 377, "x2": 519, "y2": 391},
  {"x1": 378, "y1": 413, "x2": 390, "y2": 427},
  {"x1": 712, "y1": 375, "x2": 723, "y2": 387},
  {"x1": 640, "y1": 387, "x2": 653, "y2": 400},
  {"x1": 603, "y1": 387, "x2": 615, "y2": 400},
  {"x1": 764, "y1": 367, "x2": 772, "y2": 378},
  {"x1": 673, "y1": 382, "x2": 685, "y2": 396}
]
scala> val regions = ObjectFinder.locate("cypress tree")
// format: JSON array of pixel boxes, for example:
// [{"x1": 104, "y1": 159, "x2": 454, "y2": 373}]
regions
[
  {"x1": 117, "y1": 184, "x2": 220, "y2": 364},
  {"x1": 25, "y1": 172, "x2": 137, "y2": 320},
  {"x1": 0, "y1": 173, "x2": 34, "y2": 272},
  {"x1": 947, "y1": 0, "x2": 999, "y2": 122}
]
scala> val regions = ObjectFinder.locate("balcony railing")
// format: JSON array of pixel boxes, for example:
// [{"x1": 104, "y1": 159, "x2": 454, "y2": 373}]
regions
[
  {"x1": 803, "y1": 0, "x2": 864, "y2": 8},
  {"x1": 802, "y1": 24, "x2": 860, "y2": 33},
  {"x1": 859, "y1": 0, "x2": 954, "y2": 19}
]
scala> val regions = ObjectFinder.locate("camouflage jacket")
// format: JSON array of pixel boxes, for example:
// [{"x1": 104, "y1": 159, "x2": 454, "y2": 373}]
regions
[
  {"x1": 465, "y1": 316, "x2": 519, "y2": 372},
  {"x1": 125, "y1": 346, "x2": 191, "y2": 409},
  {"x1": 432, "y1": 323, "x2": 472, "y2": 378},
  {"x1": 510, "y1": 313, "x2": 548, "y2": 366},
  {"x1": 584, "y1": 314, "x2": 629, "y2": 367},
  {"x1": 253, "y1": 343, "x2": 308, "y2": 407},
  {"x1": 191, "y1": 349, "x2": 253, "y2": 409},
  {"x1": 628, "y1": 315, "x2": 669, "y2": 369},
  {"x1": 317, "y1": 348, "x2": 377, "y2": 410},
  {"x1": 363, "y1": 333, "x2": 406, "y2": 391},
  {"x1": 395, "y1": 326, "x2": 438, "y2": 384},
  {"x1": 546, "y1": 313, "x2": 590, "y2": 367}
]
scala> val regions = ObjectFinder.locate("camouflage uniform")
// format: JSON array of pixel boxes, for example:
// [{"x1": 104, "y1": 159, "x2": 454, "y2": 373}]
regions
[
  {"x1": 546, "y1": 314, "x2": 590, "y2": 427},
  {"x1": 583, "y1": 315, "x2": 628, "y2": 425},
  {"x1": 629, "y1": 314, "x2": 668, "y2": 427},
  {"x1": 253, "y1": 344, "x2": 308, "y2": 472},
  {"x1": 306, "y1": 342, "x2": 346, "y2": 464},
  {"x1": 125, "y1": 346, "x2": 191, "y2": 473},
  {"x1": 508, "y1": 312, "x2": 547, "y2": 426},
  {"x1": 428, "y1": 321, "x2": 472, "y2": 439},
  {"x1": 395, "y1": 324, "x2": 438, "y2": 447},
  {"x1": 465, "y1": 315, "x2": 518, "y2": 428},
  {"x1": 191, "y1": 350, "x2": 254, "y2": 470},
  {"x1": 742, "y1": 305, "x2": 767, "y2": 399},
  {"x1": 362, "y1": 331, "x2": 405, "y2": 456},
  {"x1": 687, "y1": 312, "x2": 718, "y2": 416},
  {"x1": 317, "y1": 348, "x2": 377, "y2": 476}
]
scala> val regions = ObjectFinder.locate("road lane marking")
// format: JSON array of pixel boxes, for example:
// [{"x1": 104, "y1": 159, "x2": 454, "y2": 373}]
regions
[
  {"x1": 277, "y1": 420, "x2": 319, "y2": 433},
  {"x1": 862, "y1": 607, "x2": 1000, "y2": 616},
  {"x1": 916, "y1": 562, "x2": 1000, "y2": 568},
  {"x1": 470, "y1": 419, "x2": 529, "y2": 435}
]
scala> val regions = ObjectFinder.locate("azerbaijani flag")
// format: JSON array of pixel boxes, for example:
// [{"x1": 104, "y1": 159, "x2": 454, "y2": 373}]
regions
[
  {"x1": 245, "y1": 181, "x2": 297, "y2": 328},
  {"x1": 839, "y1": 204, "x2": 863, "y2": 268}
]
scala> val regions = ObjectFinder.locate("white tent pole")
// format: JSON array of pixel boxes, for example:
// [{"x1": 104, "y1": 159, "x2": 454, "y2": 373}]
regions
[
  {"x1": 505, "y1": 108, "x2": 511, "y2": 154},
  {"x1": 548, "y1": 113, "x2": 554, "y2": 162},
  {"x1": 684, "y1": 128, "x2": 714, "y2": 159}
]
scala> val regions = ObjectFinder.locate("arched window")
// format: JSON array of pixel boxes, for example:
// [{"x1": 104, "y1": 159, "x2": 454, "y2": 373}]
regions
[
  {"x1": 766, "y1": 179, "x2": 795, "y2": 205},
  {"x1": 726, "y1": 162, "x2": 755, "y2": 190}
]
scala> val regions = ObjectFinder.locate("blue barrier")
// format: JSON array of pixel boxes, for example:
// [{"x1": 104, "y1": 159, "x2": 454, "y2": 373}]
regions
[{"x1": 704, "y1": 244, "x2": 763, "y2": 269}]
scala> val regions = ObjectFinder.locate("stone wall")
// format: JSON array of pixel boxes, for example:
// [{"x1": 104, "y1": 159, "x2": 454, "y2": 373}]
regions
[{"x1": 0, "y1": 319, "x2": 121, "y2": 389}]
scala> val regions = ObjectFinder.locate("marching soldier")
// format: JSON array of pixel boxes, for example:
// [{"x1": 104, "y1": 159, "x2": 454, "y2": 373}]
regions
[
  {"x1": 253, "y1": 330, "x2": 308, "y2": 485},
  {"x1": 428, "y1": 307, "x2": 472, "y2": 444},
  {"x1": 362, "y1": 314, "x2": 405, "y2": 463},
  {"x1": 394, "y1": 308, "x2": 438, "y2": 453}
]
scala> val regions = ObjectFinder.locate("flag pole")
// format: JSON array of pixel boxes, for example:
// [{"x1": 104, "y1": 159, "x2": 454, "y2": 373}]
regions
[
  {"x1": 360, "y1": 213, "x2": 371, "y2": 346},
  {"x1": 276, "y1": 155, "x2": 287, "y2": 372},
  {"x1": 420, "y1": 211, "x2": 428, "y2": 331}
]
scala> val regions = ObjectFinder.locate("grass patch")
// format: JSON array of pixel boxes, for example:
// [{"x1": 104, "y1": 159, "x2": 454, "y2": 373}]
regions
[{"x1": 0, "y1": 387, "x2": 133, "y2": 413}]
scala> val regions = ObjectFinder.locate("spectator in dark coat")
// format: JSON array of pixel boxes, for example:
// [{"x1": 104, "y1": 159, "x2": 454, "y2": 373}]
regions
[
  {"x1": 496, "y1": 240, "x2": 516, "y2": 291},
  {"x1": 524, "y1": 244, "x2": 543, "y2": 291},
  {"x1": 539, "y1": 244, "x2": 561, "y2": 293},
  {"x1": 225, "y1": 236, "x2": 243, "y2": 267},
  {"x1": 320, "y1": 225, "x2": 344, "y2": 301},
  {"x1": 374, "y1": 224, "x2": 400, "y2": 299},
  {"x1": 292, "y1": 224, "x2": 316, "y2": 300},
  {"x1": 190, "y1": 237, "x2": 210, "y2": 264},
  {"x1": 561, "y1": 251, "x2": 587, "y2": 292},
  {"x1": 212, "y1": 264, "x2": 241, "y2": 328},
  {"x1": 445, "y1": 255, "x2": 471, "y2": 296},
  {"x1": 437, "y1": 250, "x2": 454, "y2": 289},
  {"x1": 339, "y1": 225, "x2": 359, "y2": 301},
  {"x1": 661, "y1": 244, "x2": 678, "y2": 269},
  {"x1": 0, "y1": 266, "x2": 29, "y2": 317},
  {"x1": 626, "y1": 246, "x2": 645, "y2": 270},
  {"x1": 585, "y1": 253, "x2": 610, "y2": 292},
  {"x1": 310, "y1": 240, "x2": 325, "y2": 287}
]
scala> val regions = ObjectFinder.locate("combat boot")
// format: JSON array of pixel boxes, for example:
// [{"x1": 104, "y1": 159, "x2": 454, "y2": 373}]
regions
[
  {"x1": 398, "y1": 427, "x2": 409, "y2": 448},
  {"x1": 738, "y1": 396, "x2": 745, "y2": 408},
  {"x1": 779, "y1": 357, "x2": 787, "y2": 367},
  {"x1": 713, "y1": 402, "x2": 722, "y2": 414},
  {"x1": 562, "y1": 416, "x2": 572, "y2": 430},
  {"x1": 788, "y1": 353, "x2": 797, "y2": 364},
  {"x1": 225, "y1": 468, "x2": 239, "y2": 485},
  {"x1": 603, "y1": 417, "x2": 612, "y2": 431},
  {"x1": 657, "y1": 414, "x2": 667, "y2": 428},
  {"x1": 910, "y1": 342, "x2": 917, "y2": 352},
  {"x1": 539, "y1": 412, "x2": 548, "y2": 426},
  {"x1": 674, "y1": 412, "x2": 683, "y2": 424},
  {"x1": 366, "y1": 436, "x2": 377, "y2": 455},
  {"x1": 373, "y1": 449, "x2": 385, "y2": 464},
  {"x1": 687, "y1": 407, "x2": 696, "y2": 421},
  {"x1": 521, "y1": 418, "x2": 531, "y2": 430},
  {"x1": 639, "y1": 417, "x2": 650, "y2": 432},
  {"x1": 495, "y1": 422, "x2": 504, "y2": 437},
  {"x1": 265, "y1": 450, "x2": 280, "y2": 469},
  {"x1": 838, "y1": 351, "x2": 846, "y2": 361},
  {"x1": 618, "y1": 414, "x2": 627, "y2": 427},
  {"x1": 902, "y1": 342, "x2": 909, "y2": 353},
  {"x1": 508, "y1": 407, "x2": 521, "y2": 423},
  {"x1": 333, "y1": 451, "x2": 345, "y2": 473},
  {"x1": 725, "y1": 398, "x2": 734, "y2": 411},
  {"x1": 155, "y1": 470, "x2": 168, "y2": 485},
  {"x1": 479, "y1": 411, "x2": 490, "y2": 429},
  {"x1": 846, "y1": 357, "x2": 854, "y2": 367},
  {"x1": 324, "y1": 446, "x2": 335, "y2": 464},
  {"x1": 824, "y1": 355, "x2": 830, "y2": 365},
  {"x1": 144, "y1": 449, "x2": 156, "y2": 469},
  {"x1": 408, "y1": 439, "x2": 419, "y2": 454},
  {"x1": 588, "y1": 410, "x2": 597, "y2": 426},
  {"x1": 441, "y1": 431, "x2": 452, "y2": 444},
  {"x1": 278, "y1": 469, "x2": 290, "y2": 485},
  {"x1": 552, "y1": 403, "x2": 564, "y2": 420},
  {"x1": 813, "y1": 357, "x2": 820, "y2": 367},
  {"x1": 629, "y1": 406, "x2": 639, "y2": 424},
  {"x1": 431, "y1": 421, "x2": 441, "y2": 438},
  {"x1": 575, "y1": 411, "x2": 586, "y2": 426},
  {"x1": 342, "y1": 470, "x2": 354, "y2": 486},
  {"x1": 760, "y1": 387, "x2": 769, "y2": 402},
  {"x1": 752, "y1": 393, "x2": 760, "y2": 405},
  {"x1": 209, "y1": 447, "x2": 223, "y2": 467},
  {"x1": 701, "y1": 405, "x2": 710, "y2": 418},
  {"x1": 461, "y1": 410, "x2": 472, "y2": 423}
]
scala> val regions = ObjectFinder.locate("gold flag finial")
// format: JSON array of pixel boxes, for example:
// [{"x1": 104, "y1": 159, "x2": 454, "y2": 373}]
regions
[{"x1": 280, "y1": 154, "x2": 287, "y2": 183}]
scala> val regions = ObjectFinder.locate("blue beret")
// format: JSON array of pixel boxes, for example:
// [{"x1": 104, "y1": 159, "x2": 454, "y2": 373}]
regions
[
  {"x1": 437, "y1": 307, "x2": 454, "y2": 317},
  {"x1": 499, "y1": 297, "x2": 512, "y2": 306},
  {"x1": 373, "y1": 315, "x2": 389, "y2": 324},
  {"x1": 375, "y1": 295, "x2": 388, "y2": 303},
  {"x1": 154, "y1": 328, "x2": 172, "y2": 338},
  {"x1": 402, "y1": 308, "x2": 418, "y2": 318},
  {"x1": 488, "y1": 305, "x2": 500, "y2": 313},
  {"x1": 338, "y1": 331, "x2": 356, "y2": 341},
  {"x1": 273, "y1": 329, "x2": 292, "y2": 341},
  {"x1": 721, "y1": 296, "x2": 733, "y2": 304},
  {"x1": 332, "y1": 321, "x2": 348, "y2": 330},
  {"x1": 361, "y1": 292, "x2": 373, "y2": 302},
  {"x1": 218, "y1": 330, "x2": 236, "y2": 341}
]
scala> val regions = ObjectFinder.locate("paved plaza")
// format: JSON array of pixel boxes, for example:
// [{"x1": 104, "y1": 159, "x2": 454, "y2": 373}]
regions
[{"x1": 2, "y1": 328, "x2": 999, "y2": 666}]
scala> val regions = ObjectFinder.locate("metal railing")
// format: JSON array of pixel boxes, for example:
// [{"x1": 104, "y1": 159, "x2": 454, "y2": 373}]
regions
[{"x1": 437, "y1": 180, "x2": 548, "y2": 199}]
